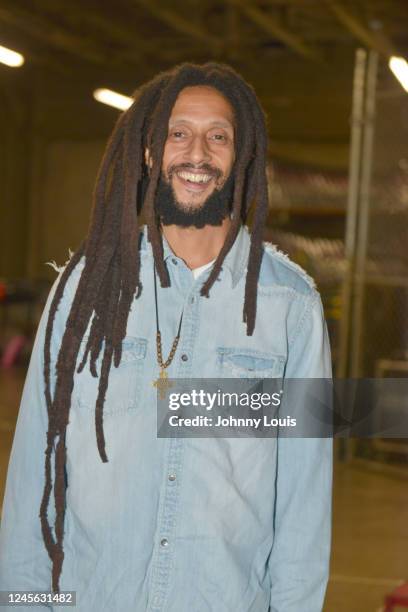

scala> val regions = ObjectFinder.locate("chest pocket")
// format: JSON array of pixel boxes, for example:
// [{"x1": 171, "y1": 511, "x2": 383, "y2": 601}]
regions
[
  {"x1": 73, "y1": 336, "x2": 147, "y2": 416},
  {"x1": 216, "y1": 347, "x2": 285, "y2": 379}
]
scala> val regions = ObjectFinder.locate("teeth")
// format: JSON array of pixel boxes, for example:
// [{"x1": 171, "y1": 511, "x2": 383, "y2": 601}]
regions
[{"x1": 177, "y1": 171, "x2": 212, "y2": 184}]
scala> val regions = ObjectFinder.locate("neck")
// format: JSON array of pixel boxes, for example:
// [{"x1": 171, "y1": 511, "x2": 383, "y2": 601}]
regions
[{"x1": 161, "y1": 217, "x2": 233, "y2": 270}]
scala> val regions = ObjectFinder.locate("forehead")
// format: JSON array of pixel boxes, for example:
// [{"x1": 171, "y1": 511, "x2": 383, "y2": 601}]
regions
[{"x1": 169, "y1": 85, "x2": 235, "y2": 126}]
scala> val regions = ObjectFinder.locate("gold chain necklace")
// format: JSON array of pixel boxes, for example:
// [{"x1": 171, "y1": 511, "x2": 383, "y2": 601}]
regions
[{"x1": 152, "y1": 262, "x2": 184, "y2": 399}]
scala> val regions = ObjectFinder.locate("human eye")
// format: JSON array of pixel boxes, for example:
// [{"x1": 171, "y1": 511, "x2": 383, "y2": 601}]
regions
[
  {"x1": 171, "y1": 130, "x2": 185, "y2": 139},
  {"x1": 209, "y1": 131, "x2": 230, "y2": 144},
  {"x1": 168, "y1": 124, "x2": 191, "y2": 141}
]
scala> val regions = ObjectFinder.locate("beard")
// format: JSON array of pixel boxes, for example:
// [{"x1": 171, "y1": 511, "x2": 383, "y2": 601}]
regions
[{"x1": 154, "y1": 164, "x2": 235, "y2": 229}]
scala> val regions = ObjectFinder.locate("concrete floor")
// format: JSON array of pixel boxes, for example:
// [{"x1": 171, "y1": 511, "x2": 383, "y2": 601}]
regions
[{"x1": 1, "y1": 369, "x2": 407, "y2": 611}]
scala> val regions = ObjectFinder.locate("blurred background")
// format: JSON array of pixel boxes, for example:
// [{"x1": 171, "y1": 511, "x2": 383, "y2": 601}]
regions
[{"x1": 0, "y1": 1, "x2": 408, "y2": 610}]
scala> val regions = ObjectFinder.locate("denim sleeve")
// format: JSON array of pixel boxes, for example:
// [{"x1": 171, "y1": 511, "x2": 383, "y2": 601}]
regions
[
  {"x1": 268, "y1": 292, "x2": 333, "y2": 612},
  {"x1": 0, "y1": 268, "x2": 72, "y2": 609}
]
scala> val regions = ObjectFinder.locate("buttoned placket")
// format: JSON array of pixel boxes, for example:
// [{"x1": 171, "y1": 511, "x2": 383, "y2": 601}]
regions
[{"x1": 147, "y1": 258, "x2": 200, "y2": 611}]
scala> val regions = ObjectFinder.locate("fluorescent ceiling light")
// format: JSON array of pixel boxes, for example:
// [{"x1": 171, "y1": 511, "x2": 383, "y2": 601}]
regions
[
  {"x1": 93, "y1": 88, "x2": 133, "y2": 110},
  {"x1": 389, "y1": 56, "x2": 408, "y2": 93},
  {"x1": 0, "y1": 44, "x2": 24, "y2": 67}
]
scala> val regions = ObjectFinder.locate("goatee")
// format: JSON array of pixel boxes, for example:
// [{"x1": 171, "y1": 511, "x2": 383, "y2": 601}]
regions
[{"x1": 154, "y1": 169, "x2": 235, "y2": 229}]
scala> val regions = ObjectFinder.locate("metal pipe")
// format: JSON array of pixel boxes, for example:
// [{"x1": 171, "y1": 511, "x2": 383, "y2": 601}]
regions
[
  {"x1": 350, "y1": 50, "x2": 378, "y2": 377},
  {"x1": 338, "y1": 48, "x2": 367, "y2": 379}
]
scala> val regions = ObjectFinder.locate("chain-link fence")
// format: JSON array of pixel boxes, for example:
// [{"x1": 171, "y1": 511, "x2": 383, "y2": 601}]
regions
[
  {"x1": 349, "y1": 52, "x2": 408, "y2": 465},
  {"x1": 265, "y1": 51, "x2": 408, "y2": 467},
  {"x1": 360, "y1": 55, "x2": 408, "y2": 376},
  {"x1": 263, "y1": 159, "x2": 348, "y2": 376}
]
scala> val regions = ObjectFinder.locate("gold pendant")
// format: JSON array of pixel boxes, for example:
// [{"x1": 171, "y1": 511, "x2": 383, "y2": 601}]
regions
[{"x1": 153, "y1": 368, "x2": 173, "y2": 400}]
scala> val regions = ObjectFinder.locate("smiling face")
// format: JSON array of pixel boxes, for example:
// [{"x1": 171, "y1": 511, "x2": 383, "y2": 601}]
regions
[{"x1": 161, "y1": 85, "x2": 236, "y2": 209}]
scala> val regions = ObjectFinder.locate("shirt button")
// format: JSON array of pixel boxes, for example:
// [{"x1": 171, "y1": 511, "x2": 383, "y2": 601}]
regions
[
  {"x1": 168, "y1": 473, "x2": 176, "y2": 481},
  {"x1": 160, "y1": 538, "x2": 169, "y2": 547},
  {"x1": 181, "y1": 354, "x2": 188, "y2": 361},
  {"x1": 190, "y1": 296, "x2": 195, "y2": 304},
  {"x1": 172, "y1": 258, "x2": 178, "y2": 265}
]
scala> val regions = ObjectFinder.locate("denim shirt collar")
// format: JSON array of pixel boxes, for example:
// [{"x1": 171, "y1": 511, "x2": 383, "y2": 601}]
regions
[{"x1": 139, "y1": 223, "x2": 250, "y2": 288}]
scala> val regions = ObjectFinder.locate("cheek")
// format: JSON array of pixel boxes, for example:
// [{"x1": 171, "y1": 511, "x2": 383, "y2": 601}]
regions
[
  {"x1": 220, "y1": 150, "x2": 235, "y2": 176},
  {"x1": 162, "y1": 148, "x2": 185, "y2": 178},
  {"x1": 161, "y1": 143, "x2": 177, "y2": 172},
  {"x1": 219, "y1": 142, "x2": 235, "y2": 164}
]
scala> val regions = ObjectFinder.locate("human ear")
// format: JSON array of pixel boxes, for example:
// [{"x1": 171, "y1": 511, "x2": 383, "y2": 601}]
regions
[{"x1": 144, "y1": 148, "x2": 153, "y2": 170}]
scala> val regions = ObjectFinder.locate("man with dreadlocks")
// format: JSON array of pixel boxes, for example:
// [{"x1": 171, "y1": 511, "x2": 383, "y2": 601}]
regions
[{"x1": 0, "y1": 63, "x2": 332, "y2": 611}]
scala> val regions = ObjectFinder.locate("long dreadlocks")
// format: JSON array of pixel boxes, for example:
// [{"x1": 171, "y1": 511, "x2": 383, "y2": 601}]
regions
[{"x1": 40, "y1": 62, "x2": 270, "y2": 592}]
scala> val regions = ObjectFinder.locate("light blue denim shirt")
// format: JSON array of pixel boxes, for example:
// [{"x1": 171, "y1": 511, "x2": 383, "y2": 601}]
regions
[{"x1": 0, "y1": 224, "x2": 332, "y2": 612}]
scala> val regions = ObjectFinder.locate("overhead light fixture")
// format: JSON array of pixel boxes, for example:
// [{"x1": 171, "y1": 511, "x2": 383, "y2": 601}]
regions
[
  {"x1": 0, "y1": 44, "x2": 24, "y2": 67},
  {"x1": 93, "y1": 88, "x2": 133, "y2": 111},
  {"x1": 389, "y1": 56, "x2": 408, "y2": 93}
]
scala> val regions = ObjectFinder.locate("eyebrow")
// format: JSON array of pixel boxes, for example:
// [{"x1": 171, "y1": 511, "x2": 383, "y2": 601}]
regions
[{"x1": 169, "y1": 118, "x2": 234, "y2": 130}]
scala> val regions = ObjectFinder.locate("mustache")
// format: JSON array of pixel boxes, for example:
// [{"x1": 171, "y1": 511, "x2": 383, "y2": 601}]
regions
[{"x1": 166, "y1": 162, "x2": 223, "y2": 181}]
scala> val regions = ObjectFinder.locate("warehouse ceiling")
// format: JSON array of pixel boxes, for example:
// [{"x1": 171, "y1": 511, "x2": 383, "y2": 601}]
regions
[{"x1": 0, "y1": 0, "x2": 407, "y2": 170}]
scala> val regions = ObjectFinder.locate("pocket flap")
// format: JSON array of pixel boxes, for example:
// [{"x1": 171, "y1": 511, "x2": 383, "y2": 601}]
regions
[
  {"x1": 217, "y1": 347, "x2": 285, "y2": 378},
  {"x1": 80, "y1": 336, "x2": 147, "y2": 365}
]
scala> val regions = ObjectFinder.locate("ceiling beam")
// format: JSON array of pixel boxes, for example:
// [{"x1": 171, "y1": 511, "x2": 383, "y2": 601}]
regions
[
  {"x1": 0, "y1": 36, "x2": 76, "y2": 76},
  {"x1": 326, "y1": 1, "x2": 397, "y2": 58},
  {"x1": 0, "y1": 7, "x2": 106, "y2": 64},
  {"x1": 35, "y1": 0, "x2": 166, "y2": 66},
  {"x1": 137, "y1": 0, "x2": 220, "y2": 48},
  {"x1": 229, "y1": 0, "x2": 323, "y2": 62},
  {"x1": 0, "y1": 4, "x2": 132, "y2": 67}
]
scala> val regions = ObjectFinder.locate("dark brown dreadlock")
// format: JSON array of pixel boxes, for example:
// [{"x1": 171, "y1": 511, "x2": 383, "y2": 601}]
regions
[{"x1": 40, "y1": 62, "x2": 270, "y2": 592}]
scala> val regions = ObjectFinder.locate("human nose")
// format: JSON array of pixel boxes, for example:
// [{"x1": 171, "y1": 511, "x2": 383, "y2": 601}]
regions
[{"x1": 184, "y1": 133, "x2": 211, "y2": 165}]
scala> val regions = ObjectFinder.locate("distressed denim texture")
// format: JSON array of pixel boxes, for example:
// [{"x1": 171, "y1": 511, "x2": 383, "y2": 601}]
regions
[{"x1": 0, "y1": 225, "x2": 333, "y2": 611}]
